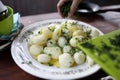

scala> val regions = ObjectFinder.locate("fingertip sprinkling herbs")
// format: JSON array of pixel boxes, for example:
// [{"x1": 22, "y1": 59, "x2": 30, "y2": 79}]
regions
[
  {"x1": 61, "y1": 1, "x2": 80, "y2": 17},
  {"x1": 61, "y1": 1, "x2": 72, "y2": 17}
]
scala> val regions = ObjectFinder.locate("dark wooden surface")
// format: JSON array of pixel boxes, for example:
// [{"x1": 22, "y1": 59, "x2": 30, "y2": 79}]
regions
[{"x1": 0, "y1": 10, "x2": 120, "y2": 80}]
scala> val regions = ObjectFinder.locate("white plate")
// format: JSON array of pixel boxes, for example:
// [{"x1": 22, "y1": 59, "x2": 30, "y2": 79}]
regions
[{"x1": 11, "y1": 19, "x2": 102, "y2": 80}]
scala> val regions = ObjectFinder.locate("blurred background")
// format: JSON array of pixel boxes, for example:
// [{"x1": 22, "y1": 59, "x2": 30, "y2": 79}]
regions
[{"x1": 1, "y1": 0, "x2": 120, "y2": 16}]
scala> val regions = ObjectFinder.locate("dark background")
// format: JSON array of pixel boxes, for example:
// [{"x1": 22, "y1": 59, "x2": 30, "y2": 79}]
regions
[{"x1": 1, "y1": 0, "x2": 120, "y2": 16}]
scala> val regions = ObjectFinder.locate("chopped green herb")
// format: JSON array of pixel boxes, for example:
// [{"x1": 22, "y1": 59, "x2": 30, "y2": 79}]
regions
[
  {"x1": 48, "y1": 54, "x2": 52, "y2": 56},
  {"x1": 61, "y1": 30, "x2": 66, "y2": 34},
  {"x1": 85, "y1": 29, "x2": 91, "y2": 39},
  {"x1": 75, "y1": 48, "x2": 79, "y2": 52},
  {"x1": 69, "y1": 61, "x2": 72, "y2": 64},
  {"x1": 64, "y1": 21, "x2": 68, "y2": 28},
  {"x1": 70, "y1": 48, "x2": 76, "y2": 56},
  {"x1": 75, "y1": 37, "x2": 79, "y2": 41},
  {"x1": 48, "y1": 63, "x2": 53, "y2": 66},
  {"x1": 50, "y1": 41, "x2": 53, "y2": 44},
  {"x1": 38, "y1": 31, "x2": 42, "y2": 34},
  {"x1": 71, "y1": 22, "x2": 77, "y2": 26},
  {"x1": 48, "y1": 27, "x2": 55, "y2": 32}
]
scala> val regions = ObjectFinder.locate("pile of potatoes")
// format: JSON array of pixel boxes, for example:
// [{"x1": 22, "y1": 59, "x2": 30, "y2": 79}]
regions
[{"x1": 28, "y1": 21, "x2": 100, "y2": 68}]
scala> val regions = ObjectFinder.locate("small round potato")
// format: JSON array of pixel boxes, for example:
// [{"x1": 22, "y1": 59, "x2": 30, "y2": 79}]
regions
[
  {"x1": 67, "y1": 22, "x2": 81, "y2": 33},
  {"x1": 37, "y1": 54, "x2": 50, "y2": 63},
  {"x1": 48, "y1": 24, "x2": 56, "y2": 30},
  {"x1": 52, "y1": 27, "x2": 61, "y2": 41},
  {"x1": 44, "y1": 47, "x2": 62, "y2": 59},
  {"x1": 70, "y1": 36, "x2": 83, "y2": 47},
  {"x1": 42, "y1": 27, "x2": 53, "y2": 39},
  {"x1": 30, "y1": 35, "x2": 47, "y2": 46},
  {"x1": 86, "y1": 56, "x2": 94, "y2": 66},
  {"x1": 58, "y1": 37, "x2": 67, "y2": 47},
  {"x1": 59, "y1": 53, "x2": 74, "y2": 68},
  {"x1": 62, "y1": 28, "x2": 72, "y2": 39},
  {"x1": 29, "y1": 45, "x2": 43, "y2": 56},
  {"x1": 74, "y1": 51, "x2": 86, "y2": 65},
  {"x1": 73, "y1": 30, "x2": 84, "y2": 37},
  {"x1": 90, "y1": 29, "x2": 99, "y2": 38}
]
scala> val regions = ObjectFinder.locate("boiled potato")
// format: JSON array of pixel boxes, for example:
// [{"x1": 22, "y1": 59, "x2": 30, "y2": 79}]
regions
[
  {"x1": 47, "y1": 39, "x2": 56, "y2": 47},
  {"x1": 69, "y1": 36, "x2": 83, "y2": 47},
  {"x1": 83, "y1": 27, "x2": 91, "y2": 33},
  {"x1": 67, "y1": 23, "x2": 82, "y2": 33},
  {"x1": 90, "y1": 29, "x2": 99, "y2": 38},
  {"x1": 48, "y1": 23, "x2": 56, "y2": 31},
  {"x1": 44, "y1": 46, "x2": 62, "y2": 59},
  {"x1": 86, "y1": 56, "x2": 94, "y2": 66},
  {"x1": 74, "y1": 51, "x2": 86, "y2": 65},
  {"x1": 73, "y1": 30, "x2": 84, "y2": 37},
  {"x1": 58, "y1": 37, "x2": 67, "y2": 47},
  {"x1": 37, "y1": 54, "x2": 50, "y2": 63},
  {"x1": 42, "y1": 27, "x2": 53, "y2": 39},
  {"x1": 29, "y1": 45, "x2": 43, "y2": 56},
  {"x1": 63, "y1": 45, "x2": 71, "y2": 53},
  {"x1": 29, "y1": 35, "x2": 47, "y2": 46},
  {"x1": 52, "y1": 27, "x2": 61, "y2": 40},
  {"x1": 59, "y1": 53, "x2": 74, "y2": 68}
]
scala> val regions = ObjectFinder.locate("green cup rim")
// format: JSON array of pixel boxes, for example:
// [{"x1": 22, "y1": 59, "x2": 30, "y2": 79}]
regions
[{"x1": 0, "y1": 6, "x2": 13, "y2": 22}]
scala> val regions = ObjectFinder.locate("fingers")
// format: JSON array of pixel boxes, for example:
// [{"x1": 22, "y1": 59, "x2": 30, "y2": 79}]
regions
[
  {"x1": 69, "y1": 0, "x2": 82, "y2": 17},
  {"x1": 57, "y1": 0, "x2": 69, "y2": 18},
  {"x1": 57, "y1": 0, "x2": 82, "y2": 18}
]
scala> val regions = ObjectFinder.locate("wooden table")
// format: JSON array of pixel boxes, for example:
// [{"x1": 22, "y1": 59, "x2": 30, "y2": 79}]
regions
[{"x1": 0, "y1": 11, "x2": 120, "y2": 80}]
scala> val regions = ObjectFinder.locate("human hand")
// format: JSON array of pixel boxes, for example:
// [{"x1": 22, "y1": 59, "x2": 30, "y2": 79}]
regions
[{"x1": 57, "y1": 0, "x2": 82, "y2": 18}]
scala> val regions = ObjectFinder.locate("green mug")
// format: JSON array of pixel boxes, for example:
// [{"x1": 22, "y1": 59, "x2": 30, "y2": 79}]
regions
[{"x1": 0, "y1": 6, "x2": 13, "y2": 35}]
